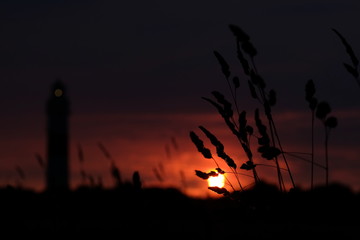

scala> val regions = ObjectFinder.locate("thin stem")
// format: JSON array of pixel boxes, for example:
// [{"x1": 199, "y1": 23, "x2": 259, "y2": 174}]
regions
[
  {"x1": 268, "y1": 117, "x2": 285, "y2": 191},
  {"x1": 284, "y1": 152, "x2": 326, "y2": 169},
  {"x1": 225, "y1": 175, "x2": 236, "y2": 192},
  {"x1": 246, "y1": 135, "x2": 260, "y2": 183},
  {"x1": 257, "y1": 57, "x2": 295, "y2": 189},
  {"x1": 311, "y1": 110, "x2": 315, "y2": 190},
  {"x1": 251, "y1": 54, "x2": 295, "y2": 190},
  {"x1": 225, "y1": 171, "x2": 254, "y2": 178},
  {"x1": 212, "y1": 157, "x2": 236, "y2": 192},
  {"x1": 283, "y1": 151, "x2": 312, "y2": 156},
  {"x1": 223, "y1": 76, "x2": 241, "y2": 130},
  {"x1": 233, "y1": 169, "x2": 244, "y2": 191},
  {"x1": 252, "y1": 167, "x2": 260, "y2": 183},
  {"x1": 252, "y1": 58, "x2": 285, "y2": 190},
  {"x1": 324, "y1": 127, "x2": 329, "y2": 187},
  {"x1": 275, "y1": 157, "x2": 285, "y2": 191},
  {"x1": 257, "y1": 163, "x2": 288, "y2": 171},
  {"x1": 270, "y1": 117, "x2": 296, "y2": 189}
]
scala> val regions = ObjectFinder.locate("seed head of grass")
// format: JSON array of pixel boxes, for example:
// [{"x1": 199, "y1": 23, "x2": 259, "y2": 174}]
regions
[{"x1": 189, "y1": 131, "x2": 212, "y2": 159}]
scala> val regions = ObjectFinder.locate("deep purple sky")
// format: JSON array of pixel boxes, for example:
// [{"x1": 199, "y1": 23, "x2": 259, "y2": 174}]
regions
[{"x1": 1, "y1": 0, "x2": 360, "y2": 196}]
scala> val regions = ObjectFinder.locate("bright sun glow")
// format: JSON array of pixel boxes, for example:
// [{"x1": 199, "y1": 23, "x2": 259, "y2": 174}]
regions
[{"x1": 208, "y1": 174, "x2": 225, "y2": 188}]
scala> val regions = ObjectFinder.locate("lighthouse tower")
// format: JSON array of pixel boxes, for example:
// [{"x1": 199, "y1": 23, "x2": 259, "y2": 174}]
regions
[{"x1": 46, "y1": 80, "x2": 70, "y2": 191}]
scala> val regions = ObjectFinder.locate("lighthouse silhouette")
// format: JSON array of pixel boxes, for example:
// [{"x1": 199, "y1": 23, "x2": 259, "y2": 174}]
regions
[{"x1": 46, "y1": 80, "x2": 70, "y2": 191}]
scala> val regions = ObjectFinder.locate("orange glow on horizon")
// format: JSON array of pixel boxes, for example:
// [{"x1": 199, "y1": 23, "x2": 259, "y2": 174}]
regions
[{"x1": 1, "y1": 110, "x2": 360, "y2": 198}]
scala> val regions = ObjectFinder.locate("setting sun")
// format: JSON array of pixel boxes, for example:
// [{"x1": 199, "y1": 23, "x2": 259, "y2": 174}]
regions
[{"x1": 208, "y1": 174, "x2": 225, "y2": 188}]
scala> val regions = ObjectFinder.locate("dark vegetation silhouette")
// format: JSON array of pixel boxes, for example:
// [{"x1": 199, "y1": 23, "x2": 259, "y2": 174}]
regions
[
  {"x1": 191, "y1": 25, "x2": 298, "y2": 194},
  {"x1": 332, "y1": 28, "x2": 359, "y2": 87},
  {"x1": 185, "y1": 25, "x2": 359, "y2": 236},
  {"x1": 1, "y1": 182, "x2": 359, "y2": 236},
  {"x1": 1, "y1": 26, "x2": 359, "y2": 236},
  {"x1": 190, "y1": 25, "x2": 358, "y2": 196}
]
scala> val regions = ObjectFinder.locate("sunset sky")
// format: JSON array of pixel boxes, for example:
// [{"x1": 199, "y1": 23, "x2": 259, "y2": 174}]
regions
[{"x1": 0, "y1": 0, "x2": 360, "y2": 197}]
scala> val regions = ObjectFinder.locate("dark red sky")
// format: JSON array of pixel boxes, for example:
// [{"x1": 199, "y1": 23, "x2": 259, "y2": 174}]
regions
[{"x1": 0, "y1": 0, "x2": 360, "y2": 197}]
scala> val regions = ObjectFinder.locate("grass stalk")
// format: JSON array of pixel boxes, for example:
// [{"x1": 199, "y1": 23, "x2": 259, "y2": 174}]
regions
[
  {"x1": 284, "y1": 152, "x2": 325, "y2": 169},
  {"x1": 233, "y1": 169, "x2": 244, "y2": 191},
  {"x1": 311, "y1": 111, "x2": 315, "y2": 190},
  {"x1": 211, "y1": 157, "x2": 236, "y2": 192},
  {"x1": 270, "y1": 117, "x2": 296, "y2": 189},
  {"x1": 268, "y1": 118, "x2": 285, "y2": 191},
  {"x1": 324, "y1": 127, "x2": 329, "y2": 187},
  {"x1": 252, "y1": 57, "x2": 294, "y2": 190}
]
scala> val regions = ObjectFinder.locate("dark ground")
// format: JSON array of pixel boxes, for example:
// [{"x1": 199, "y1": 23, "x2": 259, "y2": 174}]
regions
[{"x1": 1, "y1": 183, "x2": 359, "y2": 238}]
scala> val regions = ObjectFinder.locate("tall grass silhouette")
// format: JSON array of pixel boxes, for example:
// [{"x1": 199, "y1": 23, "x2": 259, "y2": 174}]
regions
[
  {"x1": 190, "y1": 25, "x2": 357, "y2": 196},
  {"x1": 98, "y1": 142, "x2": 122, "y2": 188},
  {"x1": 305, "y1": 79, "x2": 317, "y2": 190},
  {"x1": 190, "y1": 25, "x2": 296, "y2": 195},
  {"x1": 332, "y1": 28, "x2": 359, "y2": 87}
]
